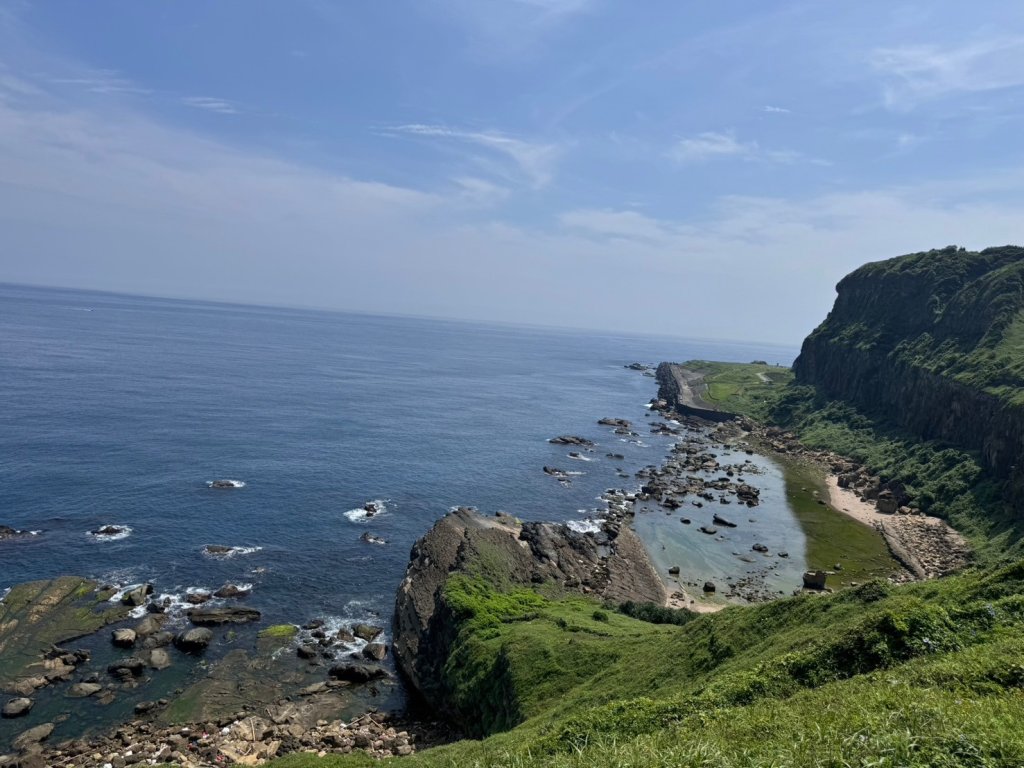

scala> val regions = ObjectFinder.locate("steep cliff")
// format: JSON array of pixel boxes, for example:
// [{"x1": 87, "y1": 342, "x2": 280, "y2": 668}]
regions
[
  {"x1": 392, "y1": 508, "x2": 665, "y2": 734},
  {"x1": 793, "y1": 245, "x2": 1024, "y2": 502}
]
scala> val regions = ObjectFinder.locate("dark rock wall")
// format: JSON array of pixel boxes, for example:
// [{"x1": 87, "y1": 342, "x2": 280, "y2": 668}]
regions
[{"x1": 792, "y1": 246, "x2": 1024, "y2": 498}]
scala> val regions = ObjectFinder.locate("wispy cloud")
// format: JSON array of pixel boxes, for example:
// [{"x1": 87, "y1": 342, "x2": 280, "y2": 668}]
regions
[
  {"x1": 181, "y1": 96, "x2": 239, "y2": 115},
  {"x1": 763, "y1": 105, "x2": 791, "y2": 114},
  {"x1": 871, "y1": 36, "x2": 1024, "y2": 109},
  {"x1": 669, "y1": 131, "x2": 753, "y2": 163},
  {"x1": 386, "y1": 124, "x2": 560, "y2": 188},
  {"x1": 669, "y1": 130, "x2": 828, "y2": 167},
  {"x1": 48, "y1": 69, "x2": 150, "y2": 95}
]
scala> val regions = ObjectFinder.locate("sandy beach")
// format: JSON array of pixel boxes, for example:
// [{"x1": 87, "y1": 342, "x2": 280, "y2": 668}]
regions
[{"x1": 827, "y1": 476, "x2": 970, "y2": 580}]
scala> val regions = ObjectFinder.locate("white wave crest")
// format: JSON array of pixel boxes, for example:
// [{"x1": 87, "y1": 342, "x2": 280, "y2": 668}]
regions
[
  {"x1": 87, "y1": 525, "x2": 132, "y2": 541},
  {"x1": 566, "y1": 518, "x2": 604, "y2": 534},
  {"x1": 202, "y1": 544, "x2": 263, "y2": 558},
  {"x1": 207, "y1": 479, "x2": 246, "y2": 488},
  {"x1": 344, "y1": 499, "x2": 388, "y2": 523}
]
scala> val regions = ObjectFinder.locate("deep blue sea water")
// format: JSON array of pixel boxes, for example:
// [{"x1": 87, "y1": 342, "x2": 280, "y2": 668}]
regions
[{"x1": 0, "y1": 283, "x2": 799, "y2": 740}]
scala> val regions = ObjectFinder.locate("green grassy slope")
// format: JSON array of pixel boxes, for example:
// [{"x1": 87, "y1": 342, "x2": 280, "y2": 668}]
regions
[{"x1": 268, "y1": 562, "x2": 1024, "y2": 768}]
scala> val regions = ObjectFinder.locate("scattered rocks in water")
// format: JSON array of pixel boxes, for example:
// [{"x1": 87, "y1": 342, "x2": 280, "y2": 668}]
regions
[
  {"x1": 360, "y1": 531, "x2": 388, "y2": 546},
  {"x1": 187, "y1": 606, "x2": 262, "y2": 625},
  {"x1": 752, "y1": 543, "x2": 769, "y2": 553},
  {"x1": 143, "y1": 631, "x2": 174, "y2": 649},
  {"x1": 699, "y1": 526, "x2": 718, "y2": 535},
  {"x1": 598, "y1": 418, "x2": 632, "y2": 429},
  {"x1": 712, "y1": 513, "x2": 737, "y2": 528},
  {"x1": 680, "y1": 517, "x2": 691, "y2": 525},
  {"x1": 779, "y1": 551, "x2": 789, "y2": 558},
  {"x1": 208, "y1": 479, "x2": 245, "y2": 489},
  {"x1": 667, "y1": 566, "x2": 681, "y2": 575},
  {"x1": 106, "y1": 657, "x2": 146, "y2": 678},
  {"x1": 0, "y1": 525, "x2": 35, "y2": 541},
  {"x1": 703, "y1": 581, "x2": 717, "y2": 593},
  {"x1": 1, "y1": 697, "x2": 33, "y2": 718},
  {"x1": 186, "y1": 590, "x2": 212, "y2": 604},
  {"x1": 111, "y1": 628, "x2": 137, "y2": 648},
  {"x1": 173, "y1": 627, "x2": 213, "y2": 653},
  {"x1": 548, "y1": 435, "x2": 595, "y2": 447},
  {"x1": 213, "y1": 583, "x2": 252, "y2": 599},
  {"x1": 364, "y1": 500, "x2": 383, "y2": 517}
]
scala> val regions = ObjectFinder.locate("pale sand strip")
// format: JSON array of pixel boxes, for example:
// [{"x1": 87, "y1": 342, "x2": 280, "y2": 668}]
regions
[{"x1": 826, "y1": 476, "x2": 970, "y2": 580}]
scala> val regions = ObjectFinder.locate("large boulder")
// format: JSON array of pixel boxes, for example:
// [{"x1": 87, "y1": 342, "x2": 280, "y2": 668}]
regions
[
  {"x1": 173, "y1": 627, "x2": 213, "y2": 653},
  {"x1": 1, "y1": 697, "x2": 33, "y2": 718},
  {"x1": 11, "y1": 722, "x2": 54, "y2": 752},
  {"x1": 803, "y1": 570, "x2": 829, "y2": 590},
  {"x1": 111, "y1": 628, "x2": 137, "y2": 648},
  {"x1": 327, "y1": 664, "x2": 389, "y2": 684}
]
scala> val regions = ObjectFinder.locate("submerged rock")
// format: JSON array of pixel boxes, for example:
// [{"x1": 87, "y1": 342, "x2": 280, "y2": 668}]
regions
[{"x1": 548, "y1": 435, "x2": 595, "y2": 447}]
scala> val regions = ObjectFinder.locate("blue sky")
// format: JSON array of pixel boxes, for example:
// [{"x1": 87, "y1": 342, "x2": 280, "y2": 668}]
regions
[{"x1": 1, "y1": 1, "x2": 1023, "y2": 342}]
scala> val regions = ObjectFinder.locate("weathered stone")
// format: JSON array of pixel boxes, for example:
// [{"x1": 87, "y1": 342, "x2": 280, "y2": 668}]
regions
[
  {"x1": 327, "y1": 664, "x2": 389, "y2": 684},
  {"x1": 173, "y1": 628, "x2": 213, "y2": 653},
  {"x1": 362, "y1": 643, "x2": 387, "y2": 661},
  {"x1": 352, "y1": 624, "x2": 382, "y2": 642},
  {"x1": 12, "y1": 722, "x2": 54, "y2": 751},
  {"x1": 111, "y1": 628, "x2": 137, "y2": 648},
  {"x1": 187, "y1": 607, "x2": 261, "y2": 626},
  {"x1": 67, "y1": 682, "x2": 103, "y2": 698},
  {"x1": 1, "y1": 697, "x2": 33, "y2": 718},
  {"x1": 802, "y1": 570, "x2": 828, "y2": 590}
]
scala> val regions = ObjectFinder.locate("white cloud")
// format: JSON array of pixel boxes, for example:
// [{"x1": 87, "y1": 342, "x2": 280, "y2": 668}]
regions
[
  {"x1": 47, "y1": 69, "x2": 150, "y2": 95},
  {"x1": 763, "y1": 105, "x2": 791, "y2": 114},
  {"x1": 669, "y1": 131, "x2": 753, "y2": 163},
  {"x1": 387, "y1": 124, "x2": 560, "y2": 188},
  {"x1": 871, "y1": 36, "x2": 1024, "y2": 109},
  {"x1": 180, "y1": 96, "x2": 239, "y2": 115},
  {"x1": 668, "y1": 131, "x2": 823, "y2": 166}
]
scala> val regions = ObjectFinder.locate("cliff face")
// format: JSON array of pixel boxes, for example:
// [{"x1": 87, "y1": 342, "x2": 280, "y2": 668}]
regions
[
  {"x1": 793, "y1": 245, "x2": 1024, "y2": 498},
  {"x1": 392, "y1": 508, "x2": 665, "y2": 727}
]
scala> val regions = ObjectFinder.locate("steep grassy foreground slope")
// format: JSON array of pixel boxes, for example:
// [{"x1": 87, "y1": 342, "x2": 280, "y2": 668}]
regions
[
  {"x1": 270, "y1": 564, "x2": 1024, "y2": 768},
  {"x1": 266, "y1": 247, "x2": 1024, "y2": 768}
]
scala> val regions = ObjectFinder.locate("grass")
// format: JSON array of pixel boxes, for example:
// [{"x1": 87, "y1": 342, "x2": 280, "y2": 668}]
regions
[
  {"x1": 777, "y1": 457, "x2": 901, "y2": 584},
  {"x1": 685, "y1": 361, "x2": 794, "y2": 420},
  {"x1": 265, "y1": 561, "x2": 1024, "y2": 768}
]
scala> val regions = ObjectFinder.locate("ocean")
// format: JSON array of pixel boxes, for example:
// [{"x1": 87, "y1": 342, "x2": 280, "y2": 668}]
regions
[{"x1": 0, "y1": 283, "x2": 798, "y2": 740}]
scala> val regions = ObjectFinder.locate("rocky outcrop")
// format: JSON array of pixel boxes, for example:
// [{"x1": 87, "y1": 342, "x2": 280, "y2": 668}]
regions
[
  {"x1": 793, "y1": 246, "x2": 1024, "y2": 506},
  {"x1": 656, "y1": 363, "x2": 736, "y2": 423},
  {"x1": 392, "y1": 508, "x2": 665, "y2": 717}
]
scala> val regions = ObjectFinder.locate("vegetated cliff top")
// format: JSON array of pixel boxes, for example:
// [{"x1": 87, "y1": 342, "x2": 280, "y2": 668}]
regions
[{"x1": 803, "y1": 245, "x2": 1024, "y2": 404}]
